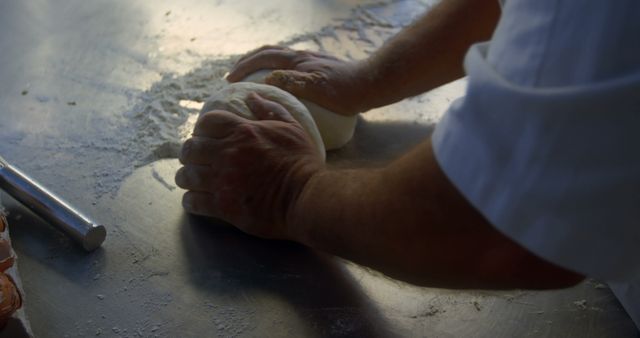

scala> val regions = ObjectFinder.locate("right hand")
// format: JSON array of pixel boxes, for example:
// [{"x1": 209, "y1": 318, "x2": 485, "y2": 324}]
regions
[
  {"x1": 227, "y1": 45, "x2": 375, "y2": 116},
  {"x1": 175, "y1": 93, "x2": 325, "y2": 240}
]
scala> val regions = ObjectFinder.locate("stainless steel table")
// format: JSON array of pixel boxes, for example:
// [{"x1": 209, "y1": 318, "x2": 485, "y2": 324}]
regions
[{"x1": 0, "y1": 0, "x2": 636, "y2": 337}]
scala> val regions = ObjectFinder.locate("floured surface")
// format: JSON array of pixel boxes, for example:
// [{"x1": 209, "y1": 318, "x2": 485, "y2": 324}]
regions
[
  {"x1": 0, "y1": 0, "x2": 450, "y2": 202},
  {"x1": 93, "y1": 0, "x2": 440, "y2": 199}
]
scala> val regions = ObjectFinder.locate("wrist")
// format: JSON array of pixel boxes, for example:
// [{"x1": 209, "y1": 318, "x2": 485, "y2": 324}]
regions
[
  {"x1": 283, "y1": 167, "x2": 386, "y2": 249},
  {"x1": 283, "y1": 165, "x2": 326, "y2": 243},
  {"x1": 352, "y1": 59, "x2": 381, "y2": 112},
  {"x1": 354, "y1": 55, "x2": 405, "y2": 113}
]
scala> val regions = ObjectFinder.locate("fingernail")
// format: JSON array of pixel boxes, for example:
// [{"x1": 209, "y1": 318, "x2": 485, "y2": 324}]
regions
[
  {"x1": 182, "y1": 195, "x2": 193, "y2": 210},
  {"x1": 246, "y1": 92, "x2": 260, "y2": 108}
]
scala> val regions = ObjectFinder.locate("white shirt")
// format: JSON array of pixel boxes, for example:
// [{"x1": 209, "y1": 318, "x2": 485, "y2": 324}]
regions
[{"x1": 432, "y1": 0, "x2": 640, "y2": 329}]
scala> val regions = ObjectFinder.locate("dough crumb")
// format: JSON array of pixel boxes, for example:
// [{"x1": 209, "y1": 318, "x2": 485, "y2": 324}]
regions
[
  {"x1": 410, "y1": 305, "x2": 443, "y2": 318},
  {"x1": 573, "y1": 299, "x2": 587, "y2": 310}
]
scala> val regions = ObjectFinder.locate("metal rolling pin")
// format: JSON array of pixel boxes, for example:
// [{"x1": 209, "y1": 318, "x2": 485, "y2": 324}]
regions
[{"x1": 0, "y1": 155, "x2": 106, "y2": 251}]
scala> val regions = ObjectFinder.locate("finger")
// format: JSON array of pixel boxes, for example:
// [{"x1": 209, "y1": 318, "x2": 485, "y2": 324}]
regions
[
  {"x1": 182, "y1": 190, "x2": 232, "y2": 220},
  {"x1": 182, "y1": 191, "x2": 216, "y2": 217},
  {"x1": 228, "y1": 49, "x2": 298, "y2": 82},
  {"x1": 303, "y1": 50, "x2": 340, "y2": 60},
  {"x1": 236, "y1": 45, "x2": 290, "y2": 64},
  {"x1": 194, "y1": 110, "x2": 246, "y2": 138},
  {"x1": 179, "y1": 136, "x2": 222, "y2": 165},
  {"x1": 183, "y1": 190, "x2": 247, "y2": 226},
  {"x1": 246, "y1": 93, "x2": 296, "y2": 123},
  {"x1": 175, "y1": 165, "x2": 217, "y2": 191}
]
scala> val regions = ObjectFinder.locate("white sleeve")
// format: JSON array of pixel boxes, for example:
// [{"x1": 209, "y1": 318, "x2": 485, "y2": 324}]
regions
[{"x1": 431, "y1": 0, "x2": 640, "y2": 283}]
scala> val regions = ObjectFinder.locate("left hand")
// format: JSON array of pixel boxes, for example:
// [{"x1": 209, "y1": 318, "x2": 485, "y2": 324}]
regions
[
  {"x1": 227, "y1": 45, "x2": 374, "y2": 116},
  {"x1": 175, "y1": 93, "x2": 325, "y2": 239}
]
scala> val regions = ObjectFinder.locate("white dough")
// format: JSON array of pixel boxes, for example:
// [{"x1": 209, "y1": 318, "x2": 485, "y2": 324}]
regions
[
  {"x1": 201, "y1": 82, "x2": 326, "y2": 161},
  {"x1": 240, "y1": 70, "x2": 357, "y2": 150}
]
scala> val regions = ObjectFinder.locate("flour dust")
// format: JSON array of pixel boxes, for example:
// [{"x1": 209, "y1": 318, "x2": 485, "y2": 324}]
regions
[{"x1": 103, "y1": 0, "x2": 431, "y2": 198}]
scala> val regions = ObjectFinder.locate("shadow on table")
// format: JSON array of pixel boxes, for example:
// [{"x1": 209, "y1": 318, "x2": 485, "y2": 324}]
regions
[
  {"x1": 180, "y1": 214, "x2": 396, "y2": 338},
  {"x1": 327, "y1": 118, "x2": 436, "y2": 168}
]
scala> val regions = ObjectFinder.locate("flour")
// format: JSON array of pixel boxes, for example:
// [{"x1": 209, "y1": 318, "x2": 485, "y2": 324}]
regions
[
  {"x1": 77, "y1": 0, "x2": 431, "y2": 200},
  {"x1": 151, "y1": 165, "x2": 177, "y2": 191}
]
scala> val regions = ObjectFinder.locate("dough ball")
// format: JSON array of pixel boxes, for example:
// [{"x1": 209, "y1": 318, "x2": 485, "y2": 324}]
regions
[
  {"x1": 240, "y1": 70, "x2": 357, "y2": 150},
  {"x1": 201, "y1": 82, "x2": 326, "y2": 161}
]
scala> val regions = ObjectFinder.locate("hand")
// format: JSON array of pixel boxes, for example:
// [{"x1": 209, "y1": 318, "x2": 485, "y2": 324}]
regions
[
  {"x1": 175, "y1": 93, "x2": 325, "y2": 239},
  {"x1": 227, "y1": 45, "x2": 375, "y2": 116}
]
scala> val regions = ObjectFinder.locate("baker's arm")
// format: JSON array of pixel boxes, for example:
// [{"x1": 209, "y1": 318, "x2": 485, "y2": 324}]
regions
[
  {"x1": 227, "y1": 0, "x2": 500, "y2": 115},
  {"x1": 288, "y1": 139, "x2": 584, "y2": 289},
  {"x1": 360, "y1": 0, "x2": 500, "y2": 109},
  {"x1": 177, "y1": 95, "x2": 584, "y2": 290}
]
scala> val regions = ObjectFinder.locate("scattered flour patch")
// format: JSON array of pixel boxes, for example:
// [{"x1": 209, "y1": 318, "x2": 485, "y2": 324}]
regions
[{"x1": 82, "y1": 0, "x2": 429, "y2": 199}]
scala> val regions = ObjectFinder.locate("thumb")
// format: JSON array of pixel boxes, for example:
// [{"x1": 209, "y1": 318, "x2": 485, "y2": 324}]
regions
[
  {"x1": 245, "y1": 93, "x2": 296, "y2": 123},
  {"x1": 265, "y1": 70, "x2": 319, "y2": 100}
]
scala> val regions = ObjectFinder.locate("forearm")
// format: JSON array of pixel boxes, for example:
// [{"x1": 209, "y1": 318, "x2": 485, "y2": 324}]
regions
[
  {"x1": 287, "y1": 140, "x2": 584, "y2": 289},
  {"x1": 288, "y1": 140, "x2": 490, "y2": 287},
  {"x1": 359, "y1": 0, "x2": 500, "y2": 110}
]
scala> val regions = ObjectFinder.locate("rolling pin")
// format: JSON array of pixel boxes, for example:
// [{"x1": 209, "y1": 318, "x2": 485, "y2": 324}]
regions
[{"x1": 0, "y1": 155, "x2": 106, "y2": 251}]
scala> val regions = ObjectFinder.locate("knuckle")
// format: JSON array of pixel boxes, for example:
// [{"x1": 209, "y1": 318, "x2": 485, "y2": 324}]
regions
[
  {"x1": 294, "y1": 51, "x2": 313, "y2": 63},
  {"x1": 186, "y1": 167, "x2": 204, "y2": 187},
  {"x1": 221, "y1": 147, "x2": 238, "y2": 157},
  {"x1": 310, "y1": 71, "x2": 329, "y2": 84},
  {"x1": 201, "y1": 110, "x2": 230, "y2": 123},
  {"x1": 198, "y1": 111, "x2": 219, "y2": 123},
  {"x1": 261, "y1": 100, "x2": 284, "y2": 114}
]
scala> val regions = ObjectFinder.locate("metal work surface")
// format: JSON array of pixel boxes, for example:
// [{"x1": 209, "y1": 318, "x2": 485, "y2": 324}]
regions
[{"x1": 0, "y1": 0, "x2": 637, "y2": 337}]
